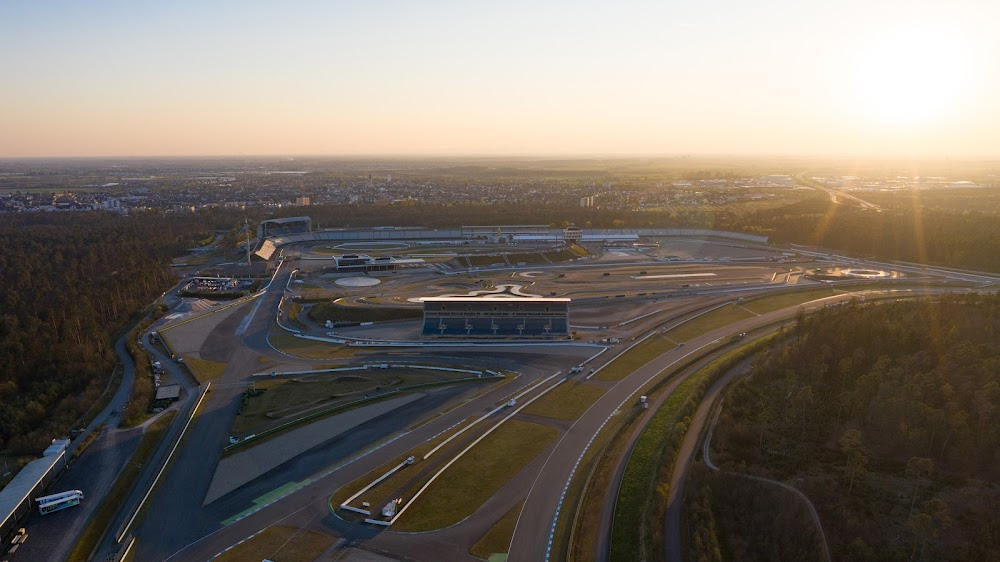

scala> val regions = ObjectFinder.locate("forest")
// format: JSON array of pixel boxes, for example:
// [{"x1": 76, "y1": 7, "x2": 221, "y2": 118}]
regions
[
  {"x1": 734, "y1": 194, "x2": 1000, "y2": 272},
  {"x1": 0, "y1": 211, "x2": 229, "y2": 453},
  {"x1": 692, "y1": 295, "x2": 1000, "y2": 561}
]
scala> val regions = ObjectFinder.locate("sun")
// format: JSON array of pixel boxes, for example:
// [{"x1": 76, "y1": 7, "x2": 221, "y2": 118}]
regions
[{"x1": 852, "y1": 27, "x2": 972, "y2": 126}]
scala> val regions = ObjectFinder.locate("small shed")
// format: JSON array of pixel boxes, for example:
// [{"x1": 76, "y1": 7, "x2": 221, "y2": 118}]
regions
[{"x1": 155, "y1": 384, "x2": 181, "y2": 402}]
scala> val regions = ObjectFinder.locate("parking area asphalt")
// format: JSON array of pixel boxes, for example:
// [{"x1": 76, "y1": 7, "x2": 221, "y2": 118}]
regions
[{"x1": 204, "y1": 393, "x2": 425, "y2": 505}]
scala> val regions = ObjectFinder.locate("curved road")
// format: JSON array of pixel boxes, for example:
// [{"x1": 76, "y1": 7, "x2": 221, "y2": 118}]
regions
[{"x1": 507, "y1": 289, "x2": 929, "y2": 562}]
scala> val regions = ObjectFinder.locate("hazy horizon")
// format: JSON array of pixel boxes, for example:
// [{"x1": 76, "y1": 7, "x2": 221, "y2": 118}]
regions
[{"x1": 3, "y1": 0, "x2": 998, "y2": 159}]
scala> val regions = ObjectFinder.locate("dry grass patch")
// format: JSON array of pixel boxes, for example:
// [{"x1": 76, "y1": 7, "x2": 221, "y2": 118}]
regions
[
  {"x1": 471, "y1": 500, "x2": 524, "y2": 559},
  {"x1": 665, "y1": 305, "x2": 757, "y2": 342},
  {"x1": 394, "y1": 419, "x2": 558, "y2": 532},
  {"x1": 213, "y1": 525, "x2": 334, "y2": 562},
  {"x1": 520, "y1": 382, "x2": 606, "y2": 420},
  {"x1": 234, "y1": 374, "x2": 403, "y2": 435},
  {"x1": 268, "y1": 329, "x2": 357, "y2": 360},
  {"x1": 330, "y1": 418, "x2": 475, "y2": 508},
  {"x1": 595, "y1": 335, "x2": 674, "y2": 381},
  {"x1": 742, "y1": 287, "x2": 839, "y2": 315},
  {"x1": 181, "y1": 354, "x2": 227, "y2": 382}
]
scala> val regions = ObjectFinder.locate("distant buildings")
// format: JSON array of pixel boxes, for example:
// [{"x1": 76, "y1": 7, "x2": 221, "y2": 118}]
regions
[{"x1": 758, "y1": 175, "x2": 795, "y2": 187}]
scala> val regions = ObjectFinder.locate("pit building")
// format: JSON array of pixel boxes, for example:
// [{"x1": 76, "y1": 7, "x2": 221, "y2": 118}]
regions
[{"x1": 421, "y1": 296, "x2": 570, "y2": 338}]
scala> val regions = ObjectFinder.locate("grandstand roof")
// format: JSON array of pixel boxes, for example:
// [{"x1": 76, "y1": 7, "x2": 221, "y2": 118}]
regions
[
  {"x1": 420, "y1": 296, "x2": 570, "y2": 302},
  {"x1": 260, "y1": 216, "x2": 311, "y2": 225}
]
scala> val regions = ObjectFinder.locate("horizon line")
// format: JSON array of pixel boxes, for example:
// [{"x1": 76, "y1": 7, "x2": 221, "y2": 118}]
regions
[{"x1": 2, "y1": 152, "x2": 999, "y2": 162}]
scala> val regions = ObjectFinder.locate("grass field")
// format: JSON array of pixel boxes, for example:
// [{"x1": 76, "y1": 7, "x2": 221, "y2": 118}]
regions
[
  {"x1": 393, "y1": 419, "x2": 559, "y2": 532},
  {"x1": 68, "y1": 412, "x2": 177, "y2": 562},
  {"x1": 213, "y1": 526, "x2": 335, "y2": 562},
  {"x1": 467, "y1": 254, "x2": 507, "y2": 267},
  {"x1": 180, "y1": 355, "x2": 227, "y2": 382},
  {"x1": 233, "y1": 374, "x2": 402, "y2": 434},
  {"x1": 664, "y1": 304, "x2": 757, "y2": 342},
  {"x1": 544, "y1": 248, "x2": 587, "y2": 263},
  {"x1": 520, "y1": 382, "x2": 606, "y2": 420},
  {"x1": 471, "y1": 500, "x2": 524, "y2": 559},
  {"x1": 505, "y1": 252, "x2": 551, "y2": 265},
  {"x1": 742, "y1": 287, "x2": 839, "y2": 315},
  {"x1": 286, "y1": 300, "x2": 309, "y2": 330},
  {"x1": 268, "y1": 329, "x2": 357, "y2": 360},
  {"x1": 594, "y1": 335, "x2": 674, "y2": 381}
]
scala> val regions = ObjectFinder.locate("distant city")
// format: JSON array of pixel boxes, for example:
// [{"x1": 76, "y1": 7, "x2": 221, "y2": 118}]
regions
[{"x1": 0, "y1": 160, "x2": 992, "y2": 214}]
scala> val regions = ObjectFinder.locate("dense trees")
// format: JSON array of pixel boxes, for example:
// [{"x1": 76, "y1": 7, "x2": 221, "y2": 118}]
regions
[
  {"x1": 684, "y1": 465, "x2": 825, "y2": 561},
  {"x1": 704, "y1": 295, "x2": 1000, "y2": 560},
  {"x1": 732, "y1": 195, "x2": 1000, "y2": 272},
  {"x1": 0, "y1": 212, "x2": 213, "y2": 452}
]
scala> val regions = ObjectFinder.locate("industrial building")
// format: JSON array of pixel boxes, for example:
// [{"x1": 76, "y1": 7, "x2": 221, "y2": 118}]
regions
[
  {"x1": 421, "y1": 296, "x2": 570, "y2": 338},
  {"x1": 0, "y1": 439, "x2": 70, "y2": 540}
]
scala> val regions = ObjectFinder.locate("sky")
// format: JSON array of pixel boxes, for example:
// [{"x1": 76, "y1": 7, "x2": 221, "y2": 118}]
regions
[{"x1": 1, "y1": 0, "x2": 998, "y2": 158}]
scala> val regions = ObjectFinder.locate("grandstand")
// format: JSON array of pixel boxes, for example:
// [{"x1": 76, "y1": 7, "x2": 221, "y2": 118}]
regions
[
  {"x1": 461, "y1": 225, "x2": 550, "y2": 243},
  {"x1": 259, "y1": 228, "x2": 768, "y2": 249},
  {"x1": 421, "y1": 297, "x2": 570, "y2": 338},
  {"x1": 257, "y1": 216, "x2": 311, "y2": 240}
]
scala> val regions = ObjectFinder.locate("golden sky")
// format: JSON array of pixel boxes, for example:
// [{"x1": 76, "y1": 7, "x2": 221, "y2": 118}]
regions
[{"x1": 1, "y1": 1, "x2": 997, "y2": 157}]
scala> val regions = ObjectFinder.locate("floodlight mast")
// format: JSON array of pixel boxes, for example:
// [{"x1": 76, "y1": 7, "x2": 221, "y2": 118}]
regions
[{"x1": 245, "y1": 217, "x2": 251, "y2": 266}]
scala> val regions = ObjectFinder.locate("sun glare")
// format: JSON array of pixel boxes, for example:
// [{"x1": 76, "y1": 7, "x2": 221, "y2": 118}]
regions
[{"x1": 853, "y1": 27, "x2": 972, "y2": 126}]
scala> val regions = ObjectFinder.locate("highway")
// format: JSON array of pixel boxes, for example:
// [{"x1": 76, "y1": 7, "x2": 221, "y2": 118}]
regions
[{"x1": 795, "y1": 171, "x2": 881, "y2": 211}]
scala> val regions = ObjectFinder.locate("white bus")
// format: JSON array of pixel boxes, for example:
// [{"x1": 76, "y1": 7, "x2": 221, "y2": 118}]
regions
[{"x1": 36, "y1": 490, "x2": 84, "y2": 515}]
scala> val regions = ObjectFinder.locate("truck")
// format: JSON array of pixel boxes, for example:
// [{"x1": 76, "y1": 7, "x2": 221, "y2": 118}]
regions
[{"x1": 36, "y1": 490, "x2": 84, "y2": 515}]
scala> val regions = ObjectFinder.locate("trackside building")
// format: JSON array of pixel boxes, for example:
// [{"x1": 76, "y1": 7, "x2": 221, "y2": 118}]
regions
[
  {"x1": 421, "y1": 297, "x2": 570, "y2": 338},
  {"x1": 0, "y1": 439, "x2": 69, "y2": 540}
]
